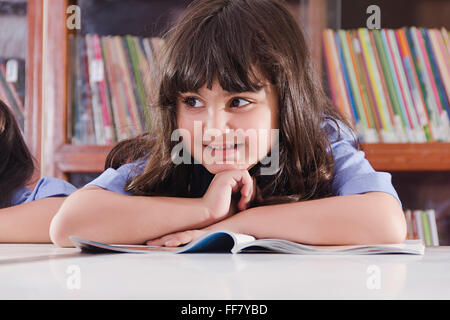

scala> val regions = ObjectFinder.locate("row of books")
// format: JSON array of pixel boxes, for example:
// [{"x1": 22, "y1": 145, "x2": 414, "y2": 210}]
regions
[
  {"x1": 404, "y1": 209, "x2": 439, "y2": 246},
  {"x1": 0, "y1": 58, "x2": 25, "y2": 132},
  {"x1": 323, "y1": 28, "x2": 450, "y2": 143},
  {"x1": 68, "y1": 34, "x2": 165, "y2": 145}
]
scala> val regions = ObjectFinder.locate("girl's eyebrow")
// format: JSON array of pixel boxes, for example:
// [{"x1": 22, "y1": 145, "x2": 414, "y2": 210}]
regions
[{"x1": 180, "y1": 87, "x2": 265, "y2": 97}]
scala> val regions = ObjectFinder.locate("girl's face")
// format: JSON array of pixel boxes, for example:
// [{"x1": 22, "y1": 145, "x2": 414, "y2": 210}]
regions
[{"x1": 176, "y1": 77, "x2": 279, "y2": 174}]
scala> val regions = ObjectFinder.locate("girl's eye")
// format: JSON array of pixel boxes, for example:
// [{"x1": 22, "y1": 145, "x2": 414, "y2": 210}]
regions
[
  {"x1": 182, "y1": 96, "x2": 251, "y2": 109},
  {"x1": 183, "y1": 97, "x2": 203, "y2": 108},
  {"x1": 230, "y1": 98, "x2": 251, "y2": 108}
]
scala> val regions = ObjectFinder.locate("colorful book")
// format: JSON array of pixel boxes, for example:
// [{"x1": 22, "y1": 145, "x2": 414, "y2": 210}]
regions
[
  {"x1": 421, "y1": 211, "x2": 432, "y2": 246},
  {"x1": 358, "y1": 28, "x2": 395, "y2": 141},
  {"x1": 426, "y1": 209, "x2": 439, "y2": 246},
  {"x1": 351, "y1": 30, "x2": 384, "y2": 141},
  {"x1": 373, "y1": 30, "x2": 408, "y2": 142},
  {"x1": 396, "y1": 29, "x2": 430, "y2": 141},
  {"x1": 413, "y1": 210, "x2": 424, "y2": 243},
  {"x1": 322, "y1": 28, "x2": 450, "y2": 143}
]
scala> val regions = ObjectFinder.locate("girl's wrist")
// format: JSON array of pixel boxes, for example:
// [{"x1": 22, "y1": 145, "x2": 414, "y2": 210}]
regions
[{"x1": 197, "y1": 197, "x2": 217, "y2": 227}]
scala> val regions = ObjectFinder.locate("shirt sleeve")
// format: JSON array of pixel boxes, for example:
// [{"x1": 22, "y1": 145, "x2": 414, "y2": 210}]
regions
[
  {"x1": 11, "y1": 177, "x2": 77, "y2": 206},
  {"x1": 85, "y1": 161, "x2": 146, "y2": 195},
  {"x1": 324, "y1": 119, "x2": 401, "y2": 205}
]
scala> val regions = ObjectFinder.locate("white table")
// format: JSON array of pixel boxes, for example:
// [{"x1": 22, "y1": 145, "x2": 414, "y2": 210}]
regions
[{"x1": 1, "y1": 244, "x2": 449, "y2": 299}]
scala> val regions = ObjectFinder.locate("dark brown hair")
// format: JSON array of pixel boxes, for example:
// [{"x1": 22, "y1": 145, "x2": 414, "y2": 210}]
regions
[
  {"x1": 106, "y1": 0, "x2": 354, "y2": 206},
  {"x1": 0, "y1": 99, "x2": 35, "y2": 208}
]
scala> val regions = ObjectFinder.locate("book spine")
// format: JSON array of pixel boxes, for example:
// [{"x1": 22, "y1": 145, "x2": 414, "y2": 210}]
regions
[
  {"x1": 79, "y1": 34, "x2": 97, "y2": 145},
  {"x1": 101, "y1": 36, "x2": 127, "y2": 141},
  {"x1": 411, "y1": 27, "x2": 445, "y2": 141},
  {"x1": 407, "y1": 28, "x2": 442, "y2": 142},
  {"x1": 417, "y1": 28, "x2": 444, "y2": 115},
  {"x1": 121, "y1": 36, "x2": 141, "y2": 133},
  {"x1": 405, "y1": 209, "x2": 414, "y2": 240},
  {"x1": 426, "y1": 209, "x2": 439, "y2": 246},
  {"x1": 345, "y1": 31, "x2": 379, "y2": 142},
  {"x1": 385, "y1": 29, "x2": 418, "y2": 142},
  {"x1": 85, "y1": 34, "x2": 106, "y2": 145},
  {"x1": 126, "y1": 36, "x2": 147, "y2": 128},
  {"x1": 369, "y1": 30, "x2": 398, "y2": 141},
  {"x1": 92, "y1": 34, "x2": 115, "y2": 144},
  {"x1": 382, "y1": 29, "x2": 415, "y2": 141},
  {"x1": 338, "y1": 30, "x2": 371, "y2": 141},
  {"x1": 328, "y1": 30, "x2": 354, "y2": 121},
  {"x1": 67, "y1": 34, "x2": 75, "y2": 143},
  {"x1": 115, "y1": 36, "x2": 141, "y2": 136},
  {"x1": 411, "y1": 210, "x2": 418, "y2": 240},
  {"x1": 396, "y1": 29, "x2": 430, "y2": 142},
  {"x1": 135, "y1": 37, "x2": 153, "y2": 128},
  {"x1": 413, "y1": 210, "x2": 424, "y2": 244},
  {"x1": 429, "y1": 29, "x2": 450, "y2": 109},
  {"x1": 421, "y1": 211, "x2": 432, "y2": 246},
  {"x1": 358, "y1": 29, "x2": 393, "y2": 141},
  {"x1": 373, "y1": 29, "x2": 407, "y2": 142},
  {"x1": 322, "y1": 30, "x2": 345, "y2": 118},
  {"x1": 352, "y1": 30, "x2": 384, "y2": 141},
  {"x1": 109, "y1": 36, "x2": 132, "y2": 140},
  {"x1": 335, "y1": 31, "x2": 359, "y2": 128},
  {"x1": 423, "y1": 29, "x2": 450, "y2": 120}
]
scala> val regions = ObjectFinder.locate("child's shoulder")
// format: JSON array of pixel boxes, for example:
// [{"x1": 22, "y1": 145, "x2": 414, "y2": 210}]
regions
[
  {"x1": 321, "y1": 117, "x2": 357, "y2": 144},
  {"x1": 85, "y1": 159, "x2": 148, "y2": 195},
  {"x1": 12, "y1": 177, "x2": 77, "y2": 206}
]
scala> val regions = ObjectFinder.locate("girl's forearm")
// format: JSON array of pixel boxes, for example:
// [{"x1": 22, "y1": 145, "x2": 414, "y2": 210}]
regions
[
  {"x1": 50, "y1": 187, "x2": 211, "y2": 247},
  {"x1": 205, "y1": 192, "x2": 407, "y2": 245},
  {"x1": 0, "y1": 197, "x2": 66, "y2": 243}
]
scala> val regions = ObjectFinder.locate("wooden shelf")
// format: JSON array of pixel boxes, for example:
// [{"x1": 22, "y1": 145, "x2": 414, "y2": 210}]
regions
[
  {"x1": 51, "y1": 143, "x2": 450, "y2": 176},
  {"x1": 362, "y1": 143, "x2": 450, "y2": 171},
  {"x1": 54, "y1": 145, "x2": 112, "y2": 174}
]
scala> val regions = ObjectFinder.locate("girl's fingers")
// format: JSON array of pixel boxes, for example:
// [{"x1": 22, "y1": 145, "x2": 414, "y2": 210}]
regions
[
  {"x1": 146, "y1": 230, "x2": 204, "y2": 247},
  {"x1": 238, "y1": 170, "x2": 253, "y2": 210}
]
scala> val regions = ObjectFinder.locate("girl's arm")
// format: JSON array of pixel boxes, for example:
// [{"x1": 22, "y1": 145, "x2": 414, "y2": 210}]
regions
[
  {"x1": 50, "y1": 169, "x2": 253, "y2": 247},
  {"x1": 0, "y1": 197, "x2": 66, "y2": 243},
  {"x1": 50, "y1": 186, "x2": 211, "y2": 247},
  {"x1": 206, "y1": 192, "x2": 407, "y2": 245}
]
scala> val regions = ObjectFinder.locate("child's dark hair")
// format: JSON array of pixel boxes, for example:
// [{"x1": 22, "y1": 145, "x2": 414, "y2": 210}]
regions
[
  {"x1": 105, "y1": 0, "x2": 355, "y2": 206},
  {"x1": 0, "y1": 99, "x2": 35, "y2": 208}
]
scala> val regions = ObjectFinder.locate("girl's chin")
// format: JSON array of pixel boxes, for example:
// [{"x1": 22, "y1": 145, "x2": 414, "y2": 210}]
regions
[{"x1": 202, "y1": 162, "x2": 251, "y2": 174}]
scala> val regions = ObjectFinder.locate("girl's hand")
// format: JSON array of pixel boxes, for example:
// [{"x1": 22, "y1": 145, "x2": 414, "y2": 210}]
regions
[
  {"x1": 202, "y1": 169, "x2": 255, "y2": 223},
  {"x1": 146, "y1": 229, "x2": 207, "y2": 247}
]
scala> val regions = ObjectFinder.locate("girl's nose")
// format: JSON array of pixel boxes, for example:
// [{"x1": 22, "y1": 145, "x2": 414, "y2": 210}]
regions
[{"x1": 204, "y1": 107, "x2": 232, "y2": 133}]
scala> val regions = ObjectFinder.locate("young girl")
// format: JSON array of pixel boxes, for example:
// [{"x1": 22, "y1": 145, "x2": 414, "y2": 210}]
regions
[
  {"x1": 50, "y1": 0, "x2": 406, "y2": 247},
  {"x1": 0, "y1": 99, "x2": 76, "y2": 242}
]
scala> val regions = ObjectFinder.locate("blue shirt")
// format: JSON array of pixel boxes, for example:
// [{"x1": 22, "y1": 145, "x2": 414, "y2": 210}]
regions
[
  {"x1": 86, "y1": 120, "x2": 401, "y2": 204},
  {"x1": 11, "y1": 177, "x2": 77, "y2": 206}
]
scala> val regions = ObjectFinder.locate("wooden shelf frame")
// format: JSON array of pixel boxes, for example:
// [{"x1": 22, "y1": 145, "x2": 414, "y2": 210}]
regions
[{"x1": 27, "y1": 0, "x2": 450, "y2": 180}]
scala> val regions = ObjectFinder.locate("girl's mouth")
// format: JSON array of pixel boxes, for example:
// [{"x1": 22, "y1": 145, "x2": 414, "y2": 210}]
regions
[{"x1": 203, "y1": 143, "x2": 244, "y2": 157}]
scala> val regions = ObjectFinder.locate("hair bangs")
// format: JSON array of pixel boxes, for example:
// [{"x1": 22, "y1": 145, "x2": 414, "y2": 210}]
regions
[{"x1": 166, "y1": 6, "x2": 269, "y2": 100}]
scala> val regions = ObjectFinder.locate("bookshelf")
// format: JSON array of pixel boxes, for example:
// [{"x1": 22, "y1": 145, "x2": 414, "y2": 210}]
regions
[
  {"x1": 23, "y1": 0, "x2": 450, "y2": 242},
  {"x1": 30, "y1": 0, "x2": 450, "y2": 176}
]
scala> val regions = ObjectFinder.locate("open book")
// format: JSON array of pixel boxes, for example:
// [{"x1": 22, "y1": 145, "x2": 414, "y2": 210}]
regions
[{"x1": 69, "y1": 230, "x2": 425, "y2": 255}]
